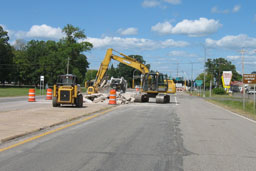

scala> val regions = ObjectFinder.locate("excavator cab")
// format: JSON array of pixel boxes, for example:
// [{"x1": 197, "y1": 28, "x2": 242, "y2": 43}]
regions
[{"x1": 142, "y1": 72, "x2": 168, "y2": 92}]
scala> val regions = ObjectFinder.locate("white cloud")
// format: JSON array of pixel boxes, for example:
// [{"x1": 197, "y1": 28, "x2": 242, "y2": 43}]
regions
[
  {"x1": 142, "y1": 0, "x2": 160, "y2": 8},
  {"x1": 168, "y1": 50, "x2": 197, "y2": 57},
  {"x1": 117, "y1": 27, "x2": 138, "y2": 35},
  {"x1": 233, "y1": 5, "x2": 241, "y2": 13},
  {"x1": 151, "y1": 21, "x2": 173, "y2": 34},
  {"x1": 211, "y1": 5, "x2": 240, "y2": 14},
  {"x1": 26, "y1": 24, "x2": 64, "y2": 39},
  {"x1": 227, "y1": 55, "x2": 240, "y2": 60},
  {"x1": 211, "y1": 6, "x2": 229, "y2": 14},
  {"x1": 206, "y1": 34, "x2": 256, "y2": 49},
  {"x1": 14, "y1": 24, "x2": 64, "y2": 39},
  {"x1": 248, "y1": 49, "x2": 256, "y2": 55},
  {"x1": 142, "y1": 0, "x2": 181, "y2": 8},
  {"x1": 161, "y1": 39, "x2": 189, "y2": 47},
  {"x1": 84, "y1": 36, "x2": 189, "y2": 50},
  {"x1": 163, "y1": 0, "x2": 181, "y2": 5},
  {"x1": 151, "y1": 18, "x2": 222, "y2": 37}
]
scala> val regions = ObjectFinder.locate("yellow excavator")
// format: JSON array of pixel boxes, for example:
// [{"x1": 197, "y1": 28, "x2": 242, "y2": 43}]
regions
[{"x1": 87, "y1": 48, "x2": 175, "y2": 103}]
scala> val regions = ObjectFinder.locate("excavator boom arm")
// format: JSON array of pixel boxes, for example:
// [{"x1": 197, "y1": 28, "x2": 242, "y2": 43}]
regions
[
  {"x1": 111, "y1": 55, "x2": 149, "y2": 74},
  {"x1": 89, "y1": 48, "x2": 149, "y2": 93}
]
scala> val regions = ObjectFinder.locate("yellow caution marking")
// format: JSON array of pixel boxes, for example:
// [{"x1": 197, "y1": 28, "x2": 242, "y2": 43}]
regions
[{"x1": 0, "y1": 108, "x2": 115, "y2": 152}]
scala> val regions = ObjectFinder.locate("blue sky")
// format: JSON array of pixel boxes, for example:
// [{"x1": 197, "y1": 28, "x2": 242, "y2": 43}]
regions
[{"x1": 1, "y1": 0, "x2": 256, "y2": 79}]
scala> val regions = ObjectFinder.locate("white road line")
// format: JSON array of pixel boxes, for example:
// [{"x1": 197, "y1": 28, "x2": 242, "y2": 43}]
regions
[
  {"x1": 206, "y1": 101, "x2": 256, "y2": 124},
  {"x1": 174, "y1": 96, "x2": 178, "y2": 105}
]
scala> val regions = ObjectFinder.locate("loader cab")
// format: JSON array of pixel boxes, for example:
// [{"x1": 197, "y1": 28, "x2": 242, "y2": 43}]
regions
[
  {"x1": 142, "y1": 72, "x2": 168, "y2": 92},
  {"x1": 57, "y1": 74, "x2": 77, "y2": 86}
]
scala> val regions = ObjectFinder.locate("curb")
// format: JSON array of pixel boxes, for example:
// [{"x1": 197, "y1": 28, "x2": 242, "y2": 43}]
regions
[{"x1": 1, "y1": 105, "x2": 117, "y2": 144}]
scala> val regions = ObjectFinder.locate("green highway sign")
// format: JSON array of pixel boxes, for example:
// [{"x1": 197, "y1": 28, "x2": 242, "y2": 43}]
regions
[{"x1": 195, "y1": 80, "x2": 203, "y2": 87}]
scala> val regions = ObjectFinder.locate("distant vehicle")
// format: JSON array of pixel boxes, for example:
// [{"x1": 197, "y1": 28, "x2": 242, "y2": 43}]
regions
[
  {"x1": 188, "y1": 87, "x2": 197, "y2": 91},
  {"x1": 246, "y1": 87, "x2": 256, "y2": 94},
  {"x1": 230, "y1": 85, "x2": 240, "y2": 93}
]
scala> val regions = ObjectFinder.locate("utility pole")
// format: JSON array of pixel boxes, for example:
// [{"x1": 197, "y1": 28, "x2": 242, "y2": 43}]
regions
[
  {"x1": 203, "y1": 46, "x2": 206, "y2": 97},
  {"x1": 177, "y1": 63, "x2": 179, "y2": 78},
  {"x1": 191, "y1": 63, "x2": 194, "y2": 94},
  {"x1": 67, "y1": 57, "x2": 70, "y2": 74},
  {"x1": 183, "y1": 71, "x2": 188, "y2": 91},
  {"x1": 241, "y1": 49, "x2": 246, "y2": 110},
  {"x1": 210, "y1": 80, "x2": 212, "y2": 97}
]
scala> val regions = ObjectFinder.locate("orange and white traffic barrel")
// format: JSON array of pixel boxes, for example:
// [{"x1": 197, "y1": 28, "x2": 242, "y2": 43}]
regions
[
  {"x1": 135, "y1": 85, "x2": 140, "y2": 92},
  {"x1": 28, "y1": 89, "x2": 36, "y2": 102},
  {"x1": 46, "y1": 88, "x2": 52, "y2": 100},
  {"x1": 108, "y1": 89, "x2": 116, "y2": 105}
]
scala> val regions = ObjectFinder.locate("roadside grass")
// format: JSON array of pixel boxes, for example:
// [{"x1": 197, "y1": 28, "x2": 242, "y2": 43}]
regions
[
  {"x1": 0, "y1": 88, "x2": 46, "y2": 97},
  {"x1": 186, "y1": 90, "x2": 256, "y2": 120},
  {"x1": 0, "y1": 87, "x2": 88, "y2": 97},
  {"x1": 189, "y1": 90, "x2": 242, "y2": 99},
  {"x1": 207, "y1": 99, "x2": 256, "y2": 120}
]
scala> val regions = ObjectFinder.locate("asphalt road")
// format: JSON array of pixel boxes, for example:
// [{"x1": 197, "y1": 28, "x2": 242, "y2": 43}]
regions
[
  {"x1": 1, "y1": 93, "x2": 256, "y2": 171},
  {"x1": 0, "y1": 95, "x2": 45, "y2": 103},
  {"x1": 0, "y1": 96, "x2": 47, "y2": 112}
]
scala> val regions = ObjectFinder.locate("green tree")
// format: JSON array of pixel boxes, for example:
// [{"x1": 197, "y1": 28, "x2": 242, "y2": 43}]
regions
[
  {"x1": 205, "y1": 58, "x2": 241, "y2": 87},
  {"x1": 85, "y1": 69, "x2": 98, "y2": 81},
  {"x1": 0, "y1": 26, "x2": 14, "y2": 84},
  {"x1": 12, "y1": 24, "x2": 93, "y2": 86},
  {"x1": 14, "y1": 40, "x2": 50, "y2": 85},
  {"x1": 116, "y1": 55, "x2": 149, "y2": 87},
  {"x1": 106, "y1": 64, "x2": 118, "y2": 78},
  {"x1": 61, "y1": 24, "x2": 93, "y2": 83}
]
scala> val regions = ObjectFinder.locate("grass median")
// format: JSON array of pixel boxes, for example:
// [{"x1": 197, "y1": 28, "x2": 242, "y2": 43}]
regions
[
  {"x1": 0, "y1": 87, "x2": 45, "y2": 97},
  {"x1": 0, "y1": 87, "x2": 87, "y2": 97}
]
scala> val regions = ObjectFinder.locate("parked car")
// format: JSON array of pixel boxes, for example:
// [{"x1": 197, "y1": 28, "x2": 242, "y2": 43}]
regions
[
  {"x1": 230, "y1": 85, "x2": 240, "y2": 93},
  {"x1": 246, "y1": 87, "x2": 256, "y2": 94}
]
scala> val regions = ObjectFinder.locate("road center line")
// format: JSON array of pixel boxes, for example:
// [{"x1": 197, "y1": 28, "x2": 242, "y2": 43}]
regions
[{"x1": 0, "y1": 108, "x2": 116, "y2": 153}]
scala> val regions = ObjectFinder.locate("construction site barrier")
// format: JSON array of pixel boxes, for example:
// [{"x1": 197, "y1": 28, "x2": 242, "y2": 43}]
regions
[
  {"x1": 108, "y1": 89, "x2": 116, "y2": 105},
  {"x1": 135, "y1": 85, "x2": 140, "y2": 92},
  {"x1": 28, "y1": 89, "x2": 36, "y2": 102},
  {"x1": 46, "y1": 88, "x2": 52, "y2": 100}
]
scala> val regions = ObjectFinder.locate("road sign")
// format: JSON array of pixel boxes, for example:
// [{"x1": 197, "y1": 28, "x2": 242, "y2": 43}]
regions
[
  {"x1": 176, "y1": 83, "x2": 182, "y2": 88},
  {"x1": 176, "y1": 77, "x2": 183, "y2": 81},
  {"x1": 222, "y1": 71, "x2": 232, "y2": 86},
  {"x1": 243, "y1": 74, "x2": 256, "y2": 84},
  {"x1": 195, "y1": 80, "x2": 203, "y2": 87},
  {"x1": 40, "y1": 75, "x2": 44, "y2": 81},
  {"x1": 221, "y1": 76, "x2": 230, "y2": 89}
]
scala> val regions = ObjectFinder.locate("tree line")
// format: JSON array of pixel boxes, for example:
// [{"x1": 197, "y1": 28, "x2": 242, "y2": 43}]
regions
[
  {"x1": 1, "y1": 24, "x2": 242, "y2": 88},
  {"x1": 0, "y1": 24, "x2": 92, "y2": 86}
]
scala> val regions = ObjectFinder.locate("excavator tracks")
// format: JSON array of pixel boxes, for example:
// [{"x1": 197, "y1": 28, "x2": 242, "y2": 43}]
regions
[{"x1": 134, "y1": 93, "x2": 170, "y2": 103}]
